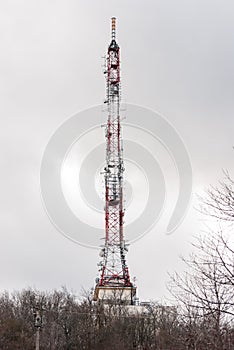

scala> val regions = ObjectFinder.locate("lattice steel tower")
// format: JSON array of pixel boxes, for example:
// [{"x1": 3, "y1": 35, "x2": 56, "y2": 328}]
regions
[{"x1": 94, "y1": 18, "x2": 136, "y2": 304}]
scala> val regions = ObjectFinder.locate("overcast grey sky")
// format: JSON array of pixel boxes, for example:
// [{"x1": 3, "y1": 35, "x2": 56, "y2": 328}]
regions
[{"x1": 1, "y1": 0, "x2": 234, "y2": 301}]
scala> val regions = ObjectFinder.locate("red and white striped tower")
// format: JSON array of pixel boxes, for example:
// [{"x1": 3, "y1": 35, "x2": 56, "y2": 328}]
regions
[{"x1": 94, "y1": 18, "x2": 136, "y2": 304}]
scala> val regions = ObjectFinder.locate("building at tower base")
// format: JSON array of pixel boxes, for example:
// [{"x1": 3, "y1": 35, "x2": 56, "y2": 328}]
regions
[{"x1": 93, "y1": 286, "x2": 137, "y2": 305}]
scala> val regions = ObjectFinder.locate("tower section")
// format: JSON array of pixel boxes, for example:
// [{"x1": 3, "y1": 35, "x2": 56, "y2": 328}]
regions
[{"x1": 94, "y1": 18, "x2": 136, "y2": 304}]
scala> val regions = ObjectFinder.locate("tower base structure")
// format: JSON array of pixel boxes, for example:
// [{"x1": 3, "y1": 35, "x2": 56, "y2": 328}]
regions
[{"x1": 94, "y1": 286, "x2": 137, "y2": 305}]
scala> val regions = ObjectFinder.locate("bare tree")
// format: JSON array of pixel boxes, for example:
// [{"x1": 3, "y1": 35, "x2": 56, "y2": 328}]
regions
[
  {"x1": 198, "y1": 171, "x2": 234, "y2": 222},
  {"x1": 169, "y1": 172, "x2": 234, "y2": 349}
]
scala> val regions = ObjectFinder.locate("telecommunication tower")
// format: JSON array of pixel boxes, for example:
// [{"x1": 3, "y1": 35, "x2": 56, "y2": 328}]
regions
[{"x1": 94, "y1": 18, "x2": 136, "y2": 304}]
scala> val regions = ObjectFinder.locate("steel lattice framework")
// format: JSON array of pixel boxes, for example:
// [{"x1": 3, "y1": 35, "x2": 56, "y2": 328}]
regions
[{"x1": 94, "y1": 18, "x2": 136, "y2": 303}]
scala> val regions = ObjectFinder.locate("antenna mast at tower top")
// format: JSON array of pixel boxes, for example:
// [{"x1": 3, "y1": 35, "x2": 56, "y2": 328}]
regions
[
  {"x1": 111, "y1": 16, "x2": 116, "y2": 39},
  {"x1": 94, "y1": 18, "x2": 136, "y2": 304}
]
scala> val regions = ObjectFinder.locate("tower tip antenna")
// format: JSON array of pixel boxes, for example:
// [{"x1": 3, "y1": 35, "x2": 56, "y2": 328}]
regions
[{"x1": 111, "y1": 17, "x2": 116, "y2": 40}]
